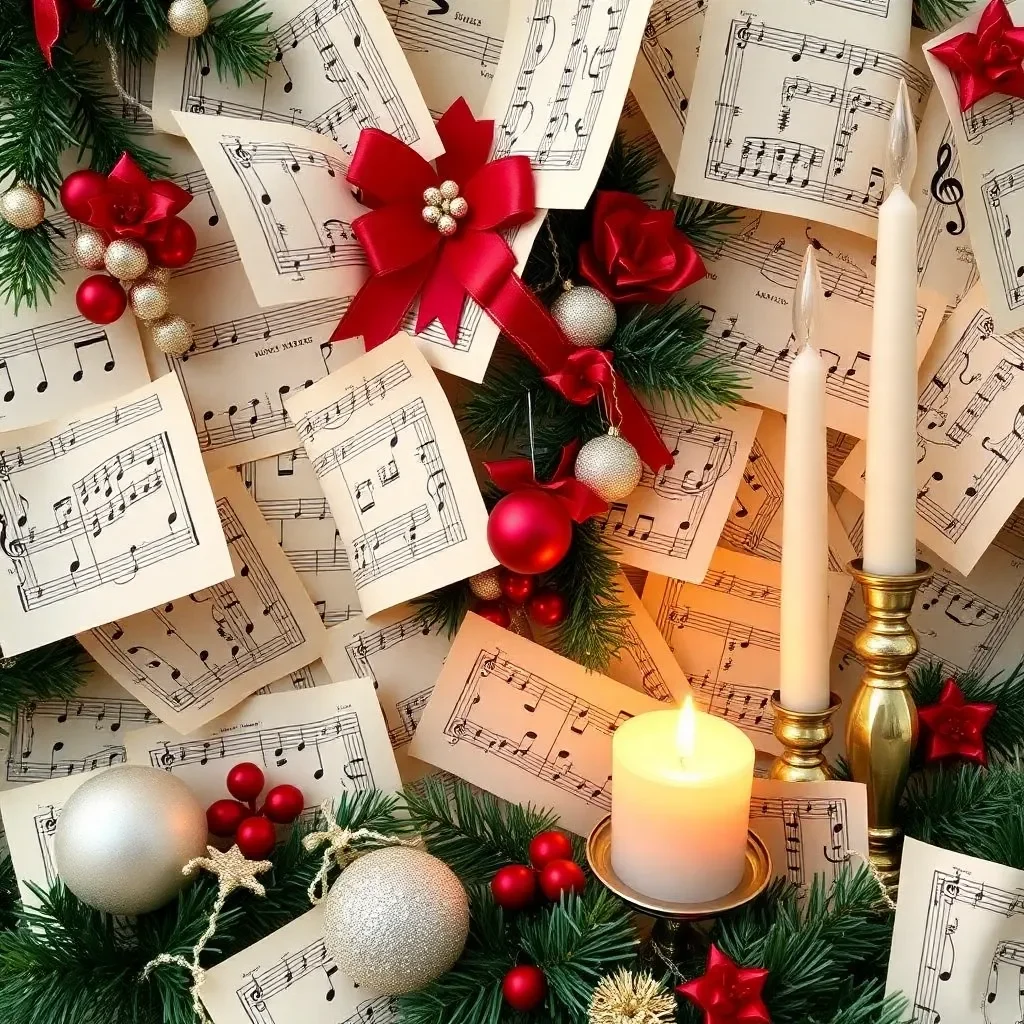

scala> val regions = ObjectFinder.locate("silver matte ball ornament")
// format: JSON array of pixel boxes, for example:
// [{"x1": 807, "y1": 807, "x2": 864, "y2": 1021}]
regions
[
  {"x1": 73, "y1": 227, "x2": 109, "y2": 270},
  {"x1": 468, "y1": 567, "x2": 503, "y2": 601},
  {"x1": 323, "y1": 847, "x2": 470, "y2": 994},
  {"x1": 574, "y1": 427, "x2": 643, "y2": 502},
  {"x1": 0, "y1": 182, "x2": 45, "y2": 230},
  {"x1": 150, "y1": 314, "x2": 194, "y2": 357},
  {"x1": 550, "y1": 282, "x2": 617, "y2": 347},
  {"x1": 167, "y1": 0, "x2": 210, "y2": 37},
  {"x1": 104, "y1": 238, "x2": 149, "y2": 281},
  {"x1": 129, "y1": 280, "x2": 171, "y2": 321},
  {"x1": 54, "y1": 765, "x2": 208, "y2": 915}
]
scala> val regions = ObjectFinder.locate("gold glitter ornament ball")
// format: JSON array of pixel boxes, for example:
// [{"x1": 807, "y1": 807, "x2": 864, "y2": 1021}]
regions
[
  {"x1": 150, "y1": 314, "x2": 194, "y2": 357},
  {"x1": 574, "y1": 428, "x2": 643, "y2": 502},
  {"x1": 73, "y1": 227, "x2": 108, "y2": 270},
  {"x1": 167, "y1": 0, "x2": 210, "y2": 36},
  {"x1": 323, "y1": 847, "x2": 470, "y2": 995},
  {"x1": 141, "y1": 265, "x2": 173, "y2": 286},
  {"x1": 104, "y1": 238, "x2": 149, "y2": 281},
  {"x1": 468, "y1": 567, "x2": 503, "y2": 601},
  {"x1": 130, "y1": 280, "x2": 171, "y2": 321},
  {"x1": 550, "y1": 283, "x2": 616, "y2": 347},
  {"x1": 0, "y1": 182, "x2": 45, "y2": 230}
]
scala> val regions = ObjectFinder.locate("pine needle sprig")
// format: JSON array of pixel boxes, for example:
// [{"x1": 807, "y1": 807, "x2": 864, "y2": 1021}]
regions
[
  {"x1": 0, "y1": 640, "x2": 90, "y2": 723},
  {"x1": 0, "y1": 221, "x2": 62, "y2": 311},
  {"x1": 0, "y1": 857, "x2": 17, "y2": 933},
  {"x1": 412, "y1": 582, "x2": 471, "y2": 639},
  {"x1": 671, "y1": 196, "x2": 744, "y2": 250},
  {"x1": 913, "y1": 0, "x2": 972, "y2": 30},
  {"x1": 91, "y1": 0, "x2": 166, "y2": 62},
  {"x1": 198, "y1": 0, "x2": 274, "y2": 87}
]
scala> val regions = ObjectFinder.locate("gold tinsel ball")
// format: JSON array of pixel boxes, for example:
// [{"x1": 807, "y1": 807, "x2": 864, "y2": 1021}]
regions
[
  {"x1": 167, "y1": 0, "x2": 210, "y2": 37},
  {"x1": 129, "y1": 280, "x2": 171, "y2": 321},
  {"x1": 468, "y1": 568, "x2": 503, "y2": 601},
  {"x1": 589, "y1": 969, "x2": 676, "y2": 1024},
  {"x1": 141, "y1": 265, "x2": 173, "y2": 286},
  {"x1": 73, "y1": 227, "x2": 108, "y2": 270},
  {"x1": 0, "y1": 182, "x2": 45, "y2": 230},
  {"x1": 551, "y1": 283, "x2": 617, "y2": 347},
  {"x1": 574, "y1": 428, "x2": 643, "y2": 502},
  {"x1": 104, "y1": 238, "x2": 149, "y2": 281},
  {"x1": 150, "y1": 314, "x2": 194, "y2": 357}
]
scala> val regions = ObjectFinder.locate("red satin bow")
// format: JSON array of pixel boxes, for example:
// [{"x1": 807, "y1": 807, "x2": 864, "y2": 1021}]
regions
[
  {"x1": 485, "y1": 443, "x2": 608, "y2": 524},
  {"x1": 544, "y1": 349, "x2": 615, "y2": 405},
  {"x1": 34, "y1": 0, "x2": 62, "y2": 66}
]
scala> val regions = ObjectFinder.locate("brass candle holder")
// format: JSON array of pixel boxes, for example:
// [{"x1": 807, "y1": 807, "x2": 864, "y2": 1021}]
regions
[
  {"x1": 769, "y1": 691, "x2": 842, "y2": 782},
  {"x1": 846, "y1": 557, "x2": 932, "y2": 893}
]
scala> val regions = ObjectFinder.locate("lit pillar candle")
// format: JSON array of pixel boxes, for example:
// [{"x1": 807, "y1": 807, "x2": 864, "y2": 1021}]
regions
[
  {"x1": 864, "y1": 78, "x2": 919, "y2": 575},
  {"x1": 611, "y1": 697, "x2": 754, "y2": 903},
  {"x1": 780, "y1": 247, "x2": 830, "y2": 713}
]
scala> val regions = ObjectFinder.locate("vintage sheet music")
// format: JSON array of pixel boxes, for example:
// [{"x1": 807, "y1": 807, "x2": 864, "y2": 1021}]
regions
[
  {"x1": 124, "y1": 678, "x2": 401, "y2": 810},
  {"x1": 78, "y1": 471, "x2": 328, "y2": 734},
  {"x1": 690, "y1": 211, "x2": 945, "y2": 437},
  {"x1": 152, "y1": 0, "x2": 442, "y2": 160},
  {"x1": 409, "y1": 612, "x2": 663, "y2": 836},
  {"x1": 285, "y1": 334, "x2": 493, "y2": 617},
  {"x1": 483, "y1": 0, "x2": 655, "y2": 209},
  {"x1": 835, "y1": 285, "x2": 1024, "y2": 576},
  {"x1": 594, "y1": 401, "x2": 762, "y2": 583},
  {"x1": 675, "y1": 0, "x2": 925, "y2": 239},
  {"x1": 200, "y1": 905, "x2": 397, "y2": 1024},
  {"x1": 0, "y1": 374, "x2": 232, "y2": 657},
  {"x1": 262, "y1": 658, "x2": 334, "y2": 695},
  {"x1": 885, "y1": 837, "x2": 1024, "y2": 1024},
  {"x1": 642, "y1": 548, "x2": 851, "y2": 753}
]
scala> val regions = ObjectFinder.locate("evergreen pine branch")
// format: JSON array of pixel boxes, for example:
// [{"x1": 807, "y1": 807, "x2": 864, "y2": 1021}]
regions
[
  {"x1": 0, "y1": 856, "x2": 17, "y2": 933},
  {"x1": 598, "y1": 131, "x2": 661, "y2": 198},
  {"x1": 198, "y1": 0, "x2": 274, "y2": 87},
  {"x1": 92, "y1": 0, "x2": 166, "y2": 63},
  {"x1": 0, "y1": 221, "x2": 62, "y2": 312},
  {"x1": 671, "y1": 196, "x2": 744, "y2": 250},
  {"x1": 913, "y1": 0, "x2": 972, "y2": 30},
  {"x1": 0, "y1": 640, "x2": 90, "y2": 724},
  {"x1": 413, "y1": 582, "x2": 472, "y2": 639}
]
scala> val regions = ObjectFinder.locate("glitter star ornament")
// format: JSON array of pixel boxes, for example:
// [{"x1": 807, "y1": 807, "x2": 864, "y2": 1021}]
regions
[
  {"x1": 190, "y1": 844, "x2": 273, "y2": 897},
  {"x1": 677, "y1": 945, "x2": 771, "y2": 1024},
  {"x1": 589, "y1": 969, "x2": 676, "y2": 1024},
  {"x1": 918, "y1": 679, "x2": 996, "y2": 765}
]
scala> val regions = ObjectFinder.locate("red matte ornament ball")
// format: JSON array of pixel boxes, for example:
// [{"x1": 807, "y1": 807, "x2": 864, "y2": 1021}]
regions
[
  {"x1": 235, "y1": 815, "x2": 277, "y2": 859},
  {"x1": 76, "y1": 275, "x2": 127, "y2": 324},
  {"x1": 499, "y1": 571, "x2": 535, "y2": 604},
  {"x1": 487, "y1": 490, "x2": 573, "y2": 576},
  {"x1": 527, "y1": 589, "x2": 567, "y2": 627},
  {"x1": 528, "y1": 830, "x2": 573, "y2": 870},
  {"x1": 490, "y1": 864, "x2": 537, "y2": 911},
  {"x1": 538, "y1": 858, "x2": 586, "y2": 901},
  {"x1": 262, "y1": 784, "x2": 305, "y2": 824},
  {"x1": 206, "y1": 798, "x2": 249, "y2": 838},
  {"x1": 226, "y1": 762, "x2": 265, "y2": 802},
  {"x1": 502, "y1": 965, "x2": 547, "y2": 1012},
  {"x1": 476, "y1": 601, "x2": 511, "y2": 628},
  {"x1": 148, "y1": 216, "x2": 197, "y2": 268},
  {"x1": 60, "y1": 169, "x2": 107, "y2": 221}
]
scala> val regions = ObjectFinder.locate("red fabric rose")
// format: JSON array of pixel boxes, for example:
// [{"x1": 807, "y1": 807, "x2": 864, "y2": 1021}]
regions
[
  {"x1": 83, "y1": 154, "x2": 193, "y2": 241},
  {"x1": 578, "y1": 190, "x2": 705, "y2": 304}
]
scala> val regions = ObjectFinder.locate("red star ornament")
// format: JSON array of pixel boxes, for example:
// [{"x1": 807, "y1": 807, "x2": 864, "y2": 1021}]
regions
[
  {"x1": 677, "y1": 945, "x2": 771, "y2": 1024},
  {"x1": 930, "y1": 0, "x2": 1024, "y2": 111},
  {"x1": 918, "y1": 679, "x2": 996, "y2": 765}
]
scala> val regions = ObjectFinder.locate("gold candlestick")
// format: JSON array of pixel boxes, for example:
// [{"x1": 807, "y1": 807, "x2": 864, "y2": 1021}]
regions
[
  {"x1": 769, "y1": 691, "x2": 842, "y2": 782},
  {"x1": 846, "y1": 557, "x2": 932, "y2": 892}
]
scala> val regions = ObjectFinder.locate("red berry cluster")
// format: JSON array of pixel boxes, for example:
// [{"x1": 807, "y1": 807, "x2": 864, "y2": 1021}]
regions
[
  {"x1": 475, "y1": 570, "x2": 567, "y2": 631},
  {"x1": 206, "y1": 762, "x2": 304, "y2": 860}
]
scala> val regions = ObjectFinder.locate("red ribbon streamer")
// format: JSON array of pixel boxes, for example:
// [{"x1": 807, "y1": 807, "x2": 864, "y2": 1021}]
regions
[
  {"x1": 34, "y1": 0, "x2": 62, "y2": 66},
  {"x1": 330, "y1": 98, "x2": 672, "y2": 473}
]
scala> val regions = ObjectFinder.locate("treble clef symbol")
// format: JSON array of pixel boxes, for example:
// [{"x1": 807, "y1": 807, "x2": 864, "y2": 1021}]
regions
[{"x1": 930, "y1": 142, "x2": 966, "y2": 237}]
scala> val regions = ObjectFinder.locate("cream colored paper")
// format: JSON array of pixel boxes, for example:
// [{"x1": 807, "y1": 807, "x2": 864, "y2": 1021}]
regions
[
  {"x1": 690, "y1": 211, "x2": 945, "y2": 436},
  {"x1": 152, "y1": 0, "x2": 442, "y2": 161},
  {"x1": 835, "y1": 286, "x2": 1024, "y2": 575},
  {"x1": 595, "y1": 401, "x2": 762, "y2": 583},
  {"x1": 77, "y1": 471, "x2": 328, "y2": 734},
  {"x1": 0, "y1": 375, "x2": 232, "y2": 657},
  {"x1": 261, "y1": 658, "x2": 334, "y2": 695},
  {"x1": 885, "y1": 837, "x2": 1024, "y2": 1023},
  {"x1": 200, "y1": 905, "x2": 397, "y2": 1024},
  {"x1": 285, "y1": 334, "x2": 493, "y2": 617},
  {"x1": 675, "y1": 0, "x2": 925, "y2": 238},
  {"x1": 124, "y1": 678, "x2": 401, "y2": 810},
  {"x1": 409, "y1": 612, "x2": 663, "y2": 836},
  {"x1": 642, "y1": 548, "x2": 850, "y2": 753},
  {"x1": 483, "y1": 0, "x2": 654, "y2": 209}
]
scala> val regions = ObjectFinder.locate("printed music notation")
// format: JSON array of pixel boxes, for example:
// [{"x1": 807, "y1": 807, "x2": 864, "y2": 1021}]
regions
[
  {"x1": 261, "y1": 659, "x2": 334, "y2": 695},
  {"x1": 595, "y1": 401, "x2": 761, "y2": 583},
  {"x1": 886, "y1": 837, "x2": 1024, "y2": 1024},
  {"x1": 642, "y1": 549, "x2": 850, "y2": 753},
  {"x1": 78, "y1": 471, "x2": 327, "y2": 734},
  {"x1": 124, "y1": 678, "x2": 401, "y2": 811},
  {"x1": 286, "y1": 335, "x2": 492, "y2": 618},
  {"x1": 484, "y1": 0, "x2": 655, "y2": 208},
  {"x1": 410, "y1": 613, "x2": 663, "y2": 836},
  {"x1": 0, "y1": 376, "x2": 232, "y2": 657},
  {"x1": 676, "y1": 0, "x2": 925, "y2": 239}
]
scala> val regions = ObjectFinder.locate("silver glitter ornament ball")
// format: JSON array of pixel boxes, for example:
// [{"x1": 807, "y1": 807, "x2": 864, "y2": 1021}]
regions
[
  {"x1": 574, "y1": 428, "x2": 643, "y2": 502},
  {"x1": 167, "y1": 0, "x2": 210, "y2": 37},
  {"x1": 104, "y1": 238, "x2": 149, "y2": 281},
  {"x1": 73, "y1": 227, "x2": 108, "y2": 270},
  {"x1": 150, "y1": 314, "x2": 194, "y2": 357},
  {"x1": 550, "y1": 283, "x2": 617, "y2": 347},
  {"x1": 0, "y1": 182, "x2": 45, "y2": 230},
  {"x1": 468, "y1": 567, "x2": 503, "y2": 601},
  {"x1": 323, "y1": 847, "x2": 470, "y2": 995},
  {"x1": 54, "y1": 765, "x2": 207, "y2": 916}
]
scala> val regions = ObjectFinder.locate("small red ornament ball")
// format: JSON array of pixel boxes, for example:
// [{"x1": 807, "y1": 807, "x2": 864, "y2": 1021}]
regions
[
  {"x1": 527, "y1": 589, "x2": 567, "y2": 627},
  {"x1": 490, "y1": 864, "x2": 537, "y2": 911},
  {"x1": 226, "y1": 762, "x2": 265, "y2": 802},
  {"x1": 487, "y1": 490, "x2": 572, "y2": 576},
  {"x1": 60, "y1": 169, "x2": 106, "y2": 221},
  {"x1": 235, "y1": 815, "x2": 277, "y2": 859},
  {"x1": 76, "y1": 275, "x2": 127, "y2": 324},
  {"x1": 499, "y1": 571, "x2": 535, "y2": 605},
  {"x1": 538, "y1": 859, "x2": 586, "y2": 901},
  {"x1": 206, "y1": 798, "x2": 248, "y2": 838},
  {"x1": 476, "y1": 601, "x2": 511, "y2": 628},
  {"x1": 148, "y1": 216, "x2": 197, "y2": 268},
  {"x1": 502, "y1": 965, "x2": 547, "y2": 1012},
  {"x1": 262, "y1": 784, "x2": 305, "y2": 824},
  {"x1": 528, "y1": 830, "x2": 573, "y2": 870}
]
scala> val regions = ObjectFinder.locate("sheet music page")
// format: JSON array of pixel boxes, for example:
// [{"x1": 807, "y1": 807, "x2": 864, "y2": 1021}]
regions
[
  {"x1": 749, "y1": 778, "x2": 869, "y2": 897},
  {"x1": 285, "y1": 334, "x2": 493, "y2": 617},
  {"x1": 594, "y1": 400, "x2": 761, "y2": 583},
  {"x1": 409, "y1": 612, "x2": 663, "y2": 836},
  {"x1": 0, "y1": 374, "x2": 232, "y2": 657},
  {"x1": 483, "y1": 0, "x2": 655, "y2": 209},
  {"x1": 124, "y1": 678, "x2": 401, "y2": 811},
  {"x1": 77, "y1": 471, "x2": 328, "y2": 734},
  {"x1": 262, "y1": 658, "x2": 335, "y2": 695},
  {"x1": 675, "y1": 0, "x2": 925, "y2": 239},
  {"x1": 690, "y1": 212, "x2": 945, "y2": 436},
  {"x1": 642, "y1": 548, "x2": 850, "y2": 753},
  {"x1": 885, "y1": 837, "x2": 1024, "y2": 1023},
  {"x1": 152, "y1": 0, "x2": 442, "y2": 161},
  {"x1": 200, "y1": 905, "x2": 397, "y2": 1024},
  {"x1": 834, "y1": 285, "x2": 1024, "y2": 576},
  {"x1": 925, "y1": 0, "x2": 1024, "y2": 331}
]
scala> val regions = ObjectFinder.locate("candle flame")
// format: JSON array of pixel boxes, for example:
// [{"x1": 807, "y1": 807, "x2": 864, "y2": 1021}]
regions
[{"x1": 676, "y1": 695, "x2": 696, "y2": 761}]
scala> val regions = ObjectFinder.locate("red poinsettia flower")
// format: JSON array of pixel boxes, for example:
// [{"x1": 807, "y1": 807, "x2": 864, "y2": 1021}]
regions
[
  {"x1": 83, "y1": 154, "x2": 193, "y2": 241},
  {"x1": 918, "y1": 678, "x2": 996, "y2": 765}
]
